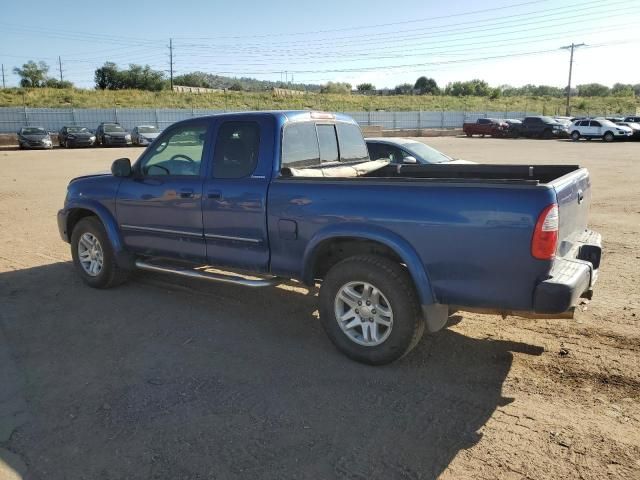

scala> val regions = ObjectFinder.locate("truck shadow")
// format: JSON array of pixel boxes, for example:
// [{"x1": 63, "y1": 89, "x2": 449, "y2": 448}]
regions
[{"x1": 1, "y1": 262, "x2": 543, "y2": 480}]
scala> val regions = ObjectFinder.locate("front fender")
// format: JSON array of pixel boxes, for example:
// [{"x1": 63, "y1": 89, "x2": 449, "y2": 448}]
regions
[
  {"x1": 63, "y1": 199, "x2": 131, "y2": 268},
  {"x1": 302, "y1": 223, "x2": 436, "y2": 306}
]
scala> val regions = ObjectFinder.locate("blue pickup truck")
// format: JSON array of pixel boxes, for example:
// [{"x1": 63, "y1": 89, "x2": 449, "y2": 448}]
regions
[{"x1": 58, "y1": 111, "x2": 602, "y2": 364}]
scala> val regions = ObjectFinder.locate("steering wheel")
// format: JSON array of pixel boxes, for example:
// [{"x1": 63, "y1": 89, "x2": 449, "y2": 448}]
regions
[{"x1": 170, "y1": 154, "x2": 195, "y2": 163}]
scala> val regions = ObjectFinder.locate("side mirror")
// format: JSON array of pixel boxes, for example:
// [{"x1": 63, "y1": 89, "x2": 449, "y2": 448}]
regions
[
  {"x1": 111, "y1": 158, "x2": 132, "y2": 177},
  {"x1": 402, "y1": 156, "x2": 418, "y2": 164}
]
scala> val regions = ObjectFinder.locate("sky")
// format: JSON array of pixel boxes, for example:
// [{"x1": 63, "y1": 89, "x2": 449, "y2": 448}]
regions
[{"x1": 1, "y1": 0, "x2": 639, "y2": 90}]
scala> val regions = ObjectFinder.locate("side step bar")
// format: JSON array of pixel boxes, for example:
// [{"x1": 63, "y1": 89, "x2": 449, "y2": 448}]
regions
[{"x1": 135, "y1": 260, "x2": 283, "y2": 288}]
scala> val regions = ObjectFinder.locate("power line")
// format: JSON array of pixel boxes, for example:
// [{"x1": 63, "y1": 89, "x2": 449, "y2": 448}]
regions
[{"x1": 172, "y1": 0, "x2": 549, "y2": 40}]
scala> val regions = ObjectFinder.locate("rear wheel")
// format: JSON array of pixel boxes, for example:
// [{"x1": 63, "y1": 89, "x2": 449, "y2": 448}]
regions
[
  {"x1": 465, "y1": 132, "x2": 472, "y2": 137},
  {"x1": 542, "y1": 128, "x2": 553, "y2": 139},
  {"x1": 319, "y1": 255, "x2": 424, "y2": 365},
  {"x1": 70, "y1": 217, "x2": 129, "y2": 288},
  {"x1": 571, "y1": 131, "x2": 581, "y2": 141},
  {"x1": 603, "y1": 131, "x2": 615, "y2": 142}
]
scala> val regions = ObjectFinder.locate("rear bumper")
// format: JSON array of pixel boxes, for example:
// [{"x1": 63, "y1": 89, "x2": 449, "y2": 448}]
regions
[{"x1": 533, "y1": 230, "x2": 602, "y2": 314}]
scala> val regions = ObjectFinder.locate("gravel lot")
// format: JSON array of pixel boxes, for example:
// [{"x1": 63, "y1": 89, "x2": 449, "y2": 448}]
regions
[{"x1": 0, "y1": 138, "x2": 638, "y2": 480}]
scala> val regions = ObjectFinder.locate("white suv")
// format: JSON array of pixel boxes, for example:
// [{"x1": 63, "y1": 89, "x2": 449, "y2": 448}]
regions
[{"x1": 570, "y1": 118, "x2": 632, "y2": 142}]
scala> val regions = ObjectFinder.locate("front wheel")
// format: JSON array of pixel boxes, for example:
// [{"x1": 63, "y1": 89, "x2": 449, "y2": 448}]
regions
[
  {"x1": 603, "y1": 131, "x2": 615, "y2": 142},
  {"x1": 70, "y1": 217, "x2": 129, "y2": 288},
  {"x1": 319, "y1": 255, "x2": 425, "y2": 365},
  {"x1": 571, "y1": 131, "x2": 580, "y2": 141}
]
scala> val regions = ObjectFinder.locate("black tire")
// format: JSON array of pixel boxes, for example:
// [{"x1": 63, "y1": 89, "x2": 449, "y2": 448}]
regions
[
  {"x1": 465, "y1": 132, "x2": 472, "y2": 137},
  {"x1": 70, "y1": 217, "x2": 129, "y2": 288},
  {"x1": 603, "y1": 131, "x2": 614, "y2": 142},
  {"x1": 571, "y1": 131, "x2": 580, "y2": 141},
  {"x1": 542, "y1": 128, "x2": 552, "y2": 139},
  {"x1": 319, "y1": 254, "x2": 425, "y2": 365}
]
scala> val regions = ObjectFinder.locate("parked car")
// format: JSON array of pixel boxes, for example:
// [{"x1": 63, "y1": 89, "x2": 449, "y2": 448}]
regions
[
  {"x1": 616, "y1": 121, "x2": 640, "y2": 139},
  {"x1": 605, "y1": 117, "x2": 624, "y2": 123},
  {"x1": 366, "y1": 138, "x2": 473, "y2": 165},
  {"x1": 95, "y1": 123, "x2": 132, "y2": 147},
  {"x1": 462, "y1": 118, "x2": 509, "y2": 137},
  {"x1": 17, "y1": 126, "x2": 53, "y2": 149},
  {"x1": 58, "y1": 126, "x2": 96, "y2": 148},
  {"x1": 569, "y1": 118, "x2": 633, "y2": 142},
  {"x1": 511, "y1": 116, "x2": 569, "y2": 139},
  {"x1": 131, "y1": 125, "x2": 161, "y2": 146},
  {"x1": 553, "y1": 116, "x2": 573, "y2": 128},
  {"x1": 57, "y1": 111, "x2": 602, "y2": 365},
  {"x1": 623, "y1": 115, "x2": 640, "y2": 123},
  {"x1": 504, "y1": 119, "x2": 522, "y2": 126}
]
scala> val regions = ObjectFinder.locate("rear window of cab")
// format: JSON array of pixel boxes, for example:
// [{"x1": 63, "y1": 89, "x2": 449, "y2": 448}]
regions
[{"x1": 281, "y1": 121, "x2": 368, "y2": 169}]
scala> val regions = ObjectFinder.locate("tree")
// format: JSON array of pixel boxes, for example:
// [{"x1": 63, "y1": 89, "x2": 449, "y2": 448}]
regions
[
  {"x1": 320, "y1": 81, "x2": 352, "y2": 94},
  {"x1": 13, "y1": 61, "x2": 49, "y2": 88},
  {"x1": 445, "y1": 79, "x2": 490, "y2": 96},
  {"x1": 94, "y1": 62, "x2": 122, "y2": 90},
  {"x1": 228, "y1": 82, "x2": 243, "y2": 91},
  {"x1": 356, "y1": 83, "x2": 375, "y2": 92},
  {"x1": 394, "y1": 83, "x2": 413, "y2": 95},
  {"x1": 173, "y1": 72, "x2": 210, "y2": 88},
  {"x1": 94, "y1": 62, "x2": 165, "y2": 91},
  {"x1": 611, "y1": 83, "x2": 634, "y2": 97},
  {"x1": 44, "y1": 78, "x2": 74, "y2": 89},
  {"x1": 577, "y1": 83, "x2": 610, "y2": 97},
  {"x1": 414, "y1": 76, "x2": 439, "y2": 95}
]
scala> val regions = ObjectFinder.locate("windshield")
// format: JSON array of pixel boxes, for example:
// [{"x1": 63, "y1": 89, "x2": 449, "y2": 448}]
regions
[
  {"x1": 404, "y1": 142, "x2": 452, "y2": 164},
  {"x1": 67, "y1": 127, "x2": 89, "y2": 133},
  {"x1": 104, "y1": 124, "x2": 125, "y2": 133},
  {"x1": 539, "y1": 116, "x2": 555, "y2": 123},
  {"x1": 21, "y1": 127, "x2": 46, "y2": 135},
  {"x1": 138, "y1": 126, "x2": 159, "y2": 133}
]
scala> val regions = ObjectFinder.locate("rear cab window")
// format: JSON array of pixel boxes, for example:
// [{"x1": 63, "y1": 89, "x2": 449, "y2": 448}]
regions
[{"x1": 281, "y1": 121, "x2": 369, "y2": 173}]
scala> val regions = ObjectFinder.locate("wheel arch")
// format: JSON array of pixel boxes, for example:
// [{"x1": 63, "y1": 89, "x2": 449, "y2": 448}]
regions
[
  {"x1": 302, "y1": 224, "x2": 436, "y2": 306},
  {"x1": 65, "y1": 200, "x2": 130, "y2": 267}
]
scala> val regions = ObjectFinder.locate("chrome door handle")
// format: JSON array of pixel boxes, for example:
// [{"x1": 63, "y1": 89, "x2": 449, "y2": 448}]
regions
[
  {"x1": 207, "y1": 190, "x2": 222, "y2": 199},
  {"x1": 179, "y1": 188, "x2": 194, "y2": 199}
]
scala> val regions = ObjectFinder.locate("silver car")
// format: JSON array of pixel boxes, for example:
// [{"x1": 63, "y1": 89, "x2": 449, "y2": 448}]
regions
[
  {"x1": 131, "y1": 125, "x2": 161, "y2": 146},
  {"x1": 365, "y1": 137, "x2": 473, "y2": 165}
]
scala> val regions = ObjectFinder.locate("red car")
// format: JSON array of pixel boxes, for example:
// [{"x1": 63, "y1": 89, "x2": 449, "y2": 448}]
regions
[{"x1": 463, "y1": 118, "x2": 509, "y2": 137}]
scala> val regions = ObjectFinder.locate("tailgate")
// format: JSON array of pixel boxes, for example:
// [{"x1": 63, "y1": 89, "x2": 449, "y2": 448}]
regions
[{"x1": 551, "y1": 167, "x2": 591, "y2": 257}]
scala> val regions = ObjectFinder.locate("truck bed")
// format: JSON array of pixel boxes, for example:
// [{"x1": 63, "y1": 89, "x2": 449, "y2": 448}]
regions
[{"x1": 282, "y1": 162, "x2": 581, "y2": 185}]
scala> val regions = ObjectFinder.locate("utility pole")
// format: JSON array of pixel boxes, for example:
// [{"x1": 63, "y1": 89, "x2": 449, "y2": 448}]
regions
[
  {"x1": 561, "y1": 42, "x2": 585, "y2": 116},
  {"x1": 169, "y1": 38, "x2": 174, "y2": 91},
  {"x1": 1, "y1": 64, "x2": 5, "y2": 88},
  {"x1": 58, "y1": 56, "x2": 63, "y2": 82}
]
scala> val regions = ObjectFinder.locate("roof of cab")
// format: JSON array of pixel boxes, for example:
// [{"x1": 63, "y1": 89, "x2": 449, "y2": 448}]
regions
[{"x1": 172, "y1": 110, "x2": 357, "y2": 125}]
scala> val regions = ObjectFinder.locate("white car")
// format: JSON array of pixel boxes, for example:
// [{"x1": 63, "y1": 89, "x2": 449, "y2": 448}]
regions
[{"x1": 570, "y1": 118, "x2": 633, "y2": 142}]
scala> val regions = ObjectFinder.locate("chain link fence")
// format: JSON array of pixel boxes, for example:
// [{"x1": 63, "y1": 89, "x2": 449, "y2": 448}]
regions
[{"x1": 0, "y1": 107, "x2": 607, "y2": 134}]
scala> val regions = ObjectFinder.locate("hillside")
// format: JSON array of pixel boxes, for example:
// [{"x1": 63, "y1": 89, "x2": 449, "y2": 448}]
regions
[{"x1": 0, "y1": 88, "x2": 638, "y2": 115}]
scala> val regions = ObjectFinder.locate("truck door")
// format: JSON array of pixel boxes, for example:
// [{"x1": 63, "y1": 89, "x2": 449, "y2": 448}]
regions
[
  {"x1": 115, "y1": 121, "x2": 208, "y2": 261},
  {"x1": 202, "y1": 116, "x2": 272, "y2": 273}
]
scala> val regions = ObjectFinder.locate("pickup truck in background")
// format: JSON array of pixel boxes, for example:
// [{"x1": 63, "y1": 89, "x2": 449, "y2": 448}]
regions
[
  {"x1": 58, "y1": 111, "x2": 602, "y2": 365},
  {"x1": 511, "y1": 116, "x2": 570, "y2": 139},
  {"x1": 462, "y1": 118, "x2": 509, "y2": 137}
]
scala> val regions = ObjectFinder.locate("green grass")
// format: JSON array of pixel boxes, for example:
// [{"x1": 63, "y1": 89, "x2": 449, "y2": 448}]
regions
[{"x1": 0, "y1": 88, "x2": 637, "y2": 115}]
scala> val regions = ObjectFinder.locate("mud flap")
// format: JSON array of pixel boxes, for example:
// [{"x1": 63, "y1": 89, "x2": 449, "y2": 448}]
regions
[{"x1": 421, "y1": 303, "x2": 449, "y2": 333}]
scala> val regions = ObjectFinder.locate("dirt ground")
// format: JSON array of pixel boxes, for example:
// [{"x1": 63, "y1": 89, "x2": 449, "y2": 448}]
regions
[{"x1": 0, "y1": 137, "x2": 638, "y2": 480}]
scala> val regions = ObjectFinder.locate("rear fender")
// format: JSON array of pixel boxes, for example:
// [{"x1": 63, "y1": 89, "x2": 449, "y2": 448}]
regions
[{"x1": 302, "y1": 223, "x2": 436, "y2": 306}]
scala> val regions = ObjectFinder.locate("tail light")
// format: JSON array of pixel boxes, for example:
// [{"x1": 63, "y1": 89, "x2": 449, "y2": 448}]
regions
[{"x1": 531, "y1": 204, "x2": 559, "y2": 260}]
